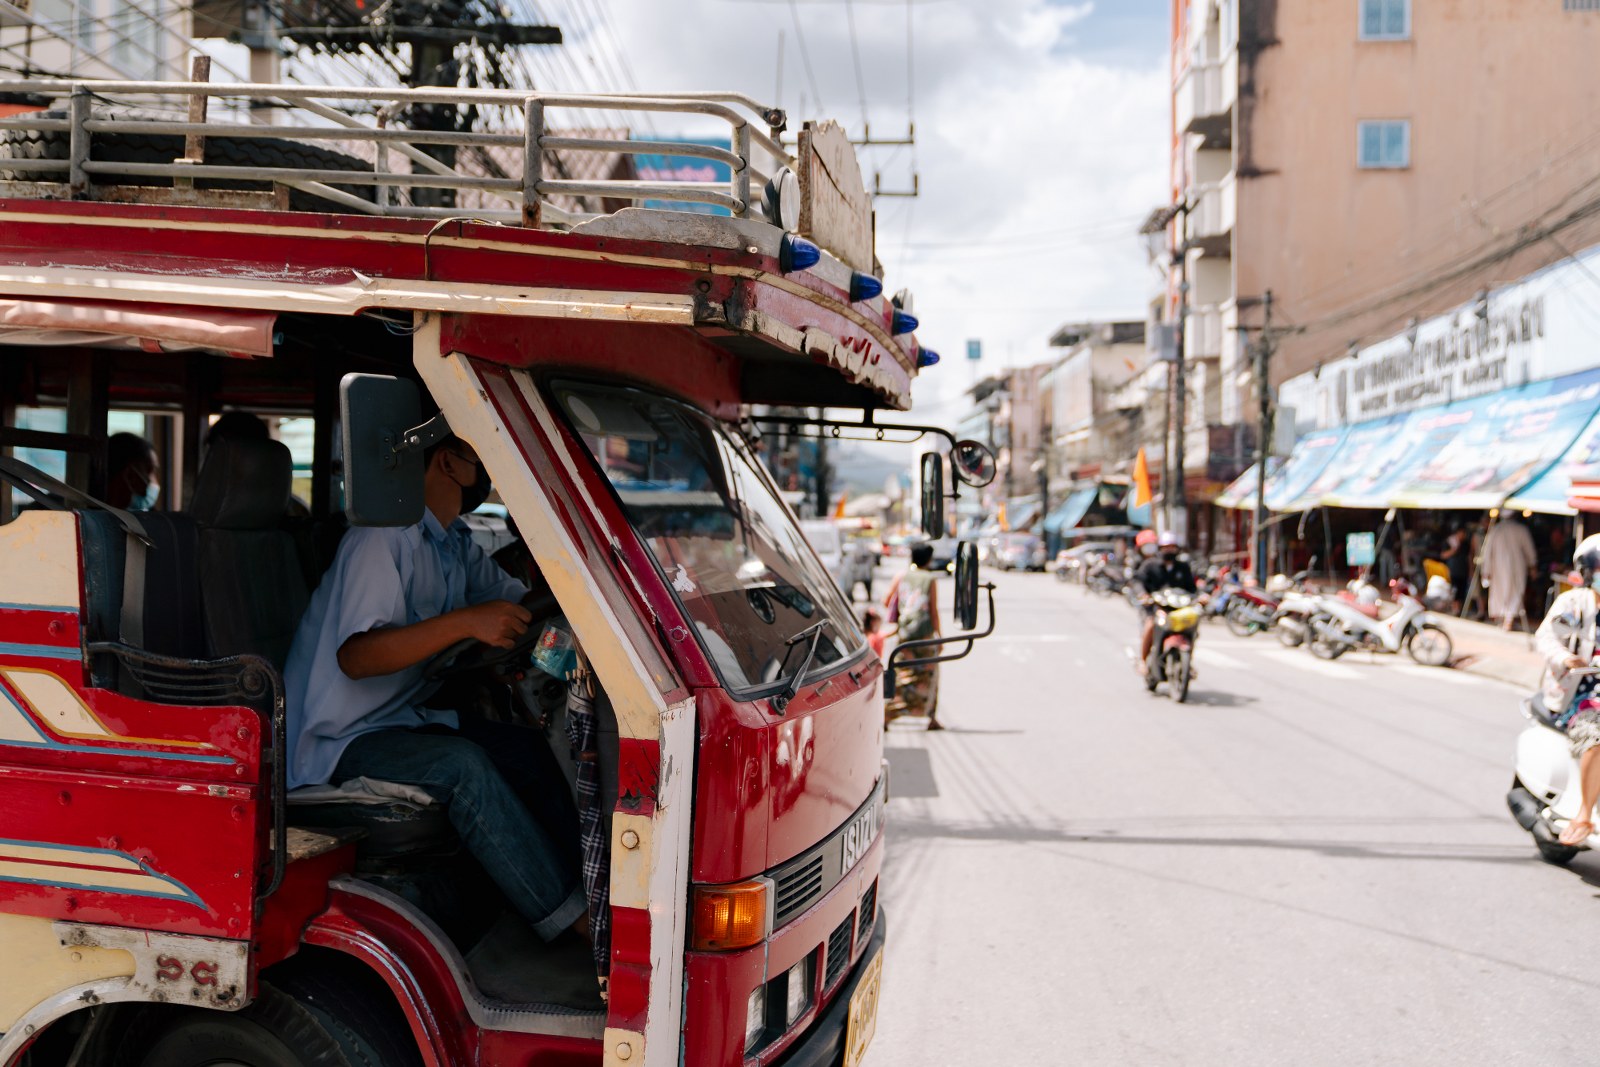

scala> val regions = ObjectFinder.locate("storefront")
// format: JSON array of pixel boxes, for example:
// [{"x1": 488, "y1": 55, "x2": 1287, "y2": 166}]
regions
[{"x1": 1216, "y1": 240, "x2": 1600, "y2": 615}]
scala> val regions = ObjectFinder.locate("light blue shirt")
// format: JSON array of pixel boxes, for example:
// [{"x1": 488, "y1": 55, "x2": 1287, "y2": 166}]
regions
[{"x1": 283, "y1": 511, "x2": 527, "y2": 789}]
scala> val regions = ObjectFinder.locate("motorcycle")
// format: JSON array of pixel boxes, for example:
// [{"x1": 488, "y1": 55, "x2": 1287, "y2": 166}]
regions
[
  {"x1": 1263, "y1": 565, "x2": 1320, "y2": 646},
  {"x1": 1508, "y1": 619, "x2": 1597, "y2": 866},
  {"x1": 1087, "y1": 554, "x2": 1133, "y2": 600},
  {"x1": 1224, "y1": 569, "x2": 1303, "y2": 639},
  {"x1": 1142, "y1": 587, "x2": 1201, "y2": 703},
  {"x1": 1198, "y1": 565, "x2": 1237, "y2": 625},
  {"x1": 1304, "y1": 577, "x2": 1453, "y2": 665}
]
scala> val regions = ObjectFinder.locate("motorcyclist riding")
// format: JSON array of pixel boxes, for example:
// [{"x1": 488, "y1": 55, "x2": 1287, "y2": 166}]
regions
[
  {"x1": 1536, "y1": 533, "x2": 1600, "y2": 845},
  {"x1": 1135, "y1": 532, "x2": 1197, "y2": 673}
]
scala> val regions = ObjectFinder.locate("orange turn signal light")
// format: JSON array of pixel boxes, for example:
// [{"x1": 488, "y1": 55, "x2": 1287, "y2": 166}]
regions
[{"x1": 691, "y1": 880, "x2": 769, "y2": 951}]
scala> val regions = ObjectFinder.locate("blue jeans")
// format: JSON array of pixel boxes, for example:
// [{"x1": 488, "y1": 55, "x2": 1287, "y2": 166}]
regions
[{"x1": 335, "y1": 717, "x2": 587, "y2": 941}]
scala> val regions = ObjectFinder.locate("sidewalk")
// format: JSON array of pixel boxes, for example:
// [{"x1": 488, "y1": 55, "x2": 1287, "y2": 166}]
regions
[{"x1": 1445, "y1": 615, "x2": 1543, "y2": 690}]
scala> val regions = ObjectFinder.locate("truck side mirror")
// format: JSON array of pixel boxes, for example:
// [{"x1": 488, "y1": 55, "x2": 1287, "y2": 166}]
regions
[
  {"x1": 951, "y1": 440, "x2": 997, "y2": 487},
  {"x1": 954, "y1": 541, "x2": 979, "y2": 630},
  {"x1": 340, "y1": 373, "x2": 439, "y2": 527},
  {"x1": 920, "y1": 452, "x2": 945, "y2": 539}
]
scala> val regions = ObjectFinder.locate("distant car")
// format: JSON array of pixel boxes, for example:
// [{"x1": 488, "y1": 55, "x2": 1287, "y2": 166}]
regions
[
  {"x1": 994, "y1": 532, "x2": 1046, "y2": 571},
  {"x1": 800, "y1": 518, "x2": 877, "y2": 596},
  {"x1": 934, "y1": 536, "x2": 965, "y2": 572}
]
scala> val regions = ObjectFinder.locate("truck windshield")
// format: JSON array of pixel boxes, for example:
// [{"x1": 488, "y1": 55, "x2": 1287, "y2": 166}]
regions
[{"x1": 553, "y1": 382, "x2": 866, "y2": 694}]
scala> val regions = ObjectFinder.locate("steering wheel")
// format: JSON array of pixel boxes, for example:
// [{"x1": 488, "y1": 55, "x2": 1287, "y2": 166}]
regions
[{"x1": 424, "y1": 592, "x2": 559, "y2": 682}]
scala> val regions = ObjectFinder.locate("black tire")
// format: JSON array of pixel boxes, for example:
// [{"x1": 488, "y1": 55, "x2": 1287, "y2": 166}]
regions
[
  {"x1": 1276, "y1": 615, "x2": 1306, "y2": 648},
  {"x1": 1307, "y1": 613, "x2": 1348, "y2": 660},
  {"x1": 0, "y1": 109, "x2": 375, "y2": 212},
  {"x1": 1143, "y1": 654, "x2": 1160, "y2": 692},
  {"x1": 1166, "y1": 647, "x2": 1191, "y2": 703},
  {"x1": 1406, "y1": 622, "x2": 1453, "y2": 667},
  {"x1": 1532, "y1": 821, "x2": 1580, "y2": 866},
  {"x1": 1224, "y1": 599, "x2": 1257, "y2": 638},
  {"x1": 270, "y1": 956, "x2": 425, "y2": 1067},
  {"x1": 115, "y1": 984, "x2": 352, "y2": 1067}
]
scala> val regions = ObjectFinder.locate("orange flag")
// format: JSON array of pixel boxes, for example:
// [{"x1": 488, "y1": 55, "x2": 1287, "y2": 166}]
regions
[
  {"x1": 833, "y1": 492, "x2": 848, "y2": 519},
  {"x1": 1132, "y1": 447, "x2": 1153, "y2": 507},
  {"x1": 998, "y1": 502, "x2": 1009, "y2": 531}
]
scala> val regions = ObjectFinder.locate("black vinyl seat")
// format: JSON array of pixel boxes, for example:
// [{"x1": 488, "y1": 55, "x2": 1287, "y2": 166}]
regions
[{"x1": 189, "y1": 438, "x2": 309, "y2": 670}]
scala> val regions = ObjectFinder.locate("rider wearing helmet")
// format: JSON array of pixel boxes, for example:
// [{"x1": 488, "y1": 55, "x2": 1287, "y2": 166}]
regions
[
  {"x1": 1133, "y1": 532, "x2": 1198, "y2": 674},
  {"x1": 1536, "y1": 533, "x2": 1600, "y2": 844}
]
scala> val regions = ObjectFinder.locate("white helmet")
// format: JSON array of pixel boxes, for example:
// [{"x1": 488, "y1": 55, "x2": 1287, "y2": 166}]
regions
[
  {"x1": 1575, "y1": 534, "x2": 1600, "y2": 583},
  {"x1": 1266, "y1": 573, "x2": 1291, "y2": 594},
  {"x1": 1356, "y1": 584, "x2": 1380, "y2": 606}
]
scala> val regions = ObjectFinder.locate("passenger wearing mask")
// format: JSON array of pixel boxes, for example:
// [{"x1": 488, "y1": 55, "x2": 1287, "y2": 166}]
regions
[
  {"x1": 1537, "y1": 535, "x2": 1600, "y2": 845},
  {"x1": 1134, "y1": 532, "x2": 1197, "y2": 674},
  {"x1": 283, "y1": 432, "x2": 588, "y2": 941},
  {"x1": 105, "y1": 432, "x2": 160, "y2": 511}
]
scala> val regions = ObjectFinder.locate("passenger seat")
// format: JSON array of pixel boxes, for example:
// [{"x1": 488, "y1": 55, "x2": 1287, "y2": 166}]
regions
[{"x1": 189, "y1": 438, "x2": 309, "y2": 669}]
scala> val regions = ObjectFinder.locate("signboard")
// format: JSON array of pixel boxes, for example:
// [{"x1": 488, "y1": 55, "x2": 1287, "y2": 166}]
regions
[
  {"x1": 967, "y1": 339, "x2": 982, "y2": 362},
  {"x1": 635, "y1": 137, "x2": 733, "y2": 216},
  {"x1": 1278, "y1": 241, "x2": 1600, "y2": 432},
  {"x1": 1346, "y1": 532, "x2": 1376, "y2": 568},
  {"x1": 797, "y1": 120, "x2": 874, "y2": 273}
]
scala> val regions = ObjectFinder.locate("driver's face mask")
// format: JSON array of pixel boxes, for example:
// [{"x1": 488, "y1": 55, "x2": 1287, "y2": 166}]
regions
[{"x1": 450, "y1": 450, "x2": 493, "y2": 514}]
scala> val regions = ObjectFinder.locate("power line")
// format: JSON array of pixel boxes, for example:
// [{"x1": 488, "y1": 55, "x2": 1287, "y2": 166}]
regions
[
  {"x1": 842, "y1": 0, "x2": 868, "y2": 131},
  {"x1": 787, "y1": 0, "x2": 825, "y2": 118}
]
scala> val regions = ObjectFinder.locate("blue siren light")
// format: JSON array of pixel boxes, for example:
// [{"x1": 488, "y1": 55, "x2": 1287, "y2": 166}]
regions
[
  {"x1": 779, "y1": 234, "x2": 822, "y2": 273},
  {"x1": 850, "y1": 271, "x2": 884, "y2": 301},
  {"x1": 891, "y1": 309, "x2": 919, "y2": 335},
  {"x1": 918, "y1": 347, "x2": 941, "y2": 368}
]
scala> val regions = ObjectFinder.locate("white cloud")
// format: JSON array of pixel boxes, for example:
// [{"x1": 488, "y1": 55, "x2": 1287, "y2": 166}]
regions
[{"x1": 549, "y1": 0, "x2": 1169, "y2": 423}]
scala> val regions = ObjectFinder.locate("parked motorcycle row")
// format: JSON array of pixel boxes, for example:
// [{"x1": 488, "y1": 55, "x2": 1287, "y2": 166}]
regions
[{"x1": 1060, "y1": 549, "x2": 1456, "y2": 669}]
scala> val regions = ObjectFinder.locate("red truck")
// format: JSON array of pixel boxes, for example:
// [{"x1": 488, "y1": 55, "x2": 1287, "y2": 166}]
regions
[{"x1": 0, "y1": 77, "x2": 992, "y2": 1067}]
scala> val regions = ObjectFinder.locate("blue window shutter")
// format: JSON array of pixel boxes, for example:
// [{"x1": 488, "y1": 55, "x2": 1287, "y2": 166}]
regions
[
  {"x1": 1384, "y1": 121, "x2": 1408, "y2": 166},
  {"x1": 1384, "y1": 0, "x2": 1409, "y2": 36},
  {"x1": 1362, "y1": 0, "x2": 1383, "y2": 36},
  {"x1": 1359, "y1": 123, "x2": 1381, "y2": 167}
]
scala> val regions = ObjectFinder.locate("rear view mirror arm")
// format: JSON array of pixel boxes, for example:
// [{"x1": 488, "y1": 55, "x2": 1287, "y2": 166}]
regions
[
  {"x1": 884, "y1": 584, "x2": 997, "y2": 680},
  {"x1": 751, "y1": 412, "x2": 967, "y2": 502},
  {"x1": 387, "y1": 412, "x2": 452, "y2": 468}
]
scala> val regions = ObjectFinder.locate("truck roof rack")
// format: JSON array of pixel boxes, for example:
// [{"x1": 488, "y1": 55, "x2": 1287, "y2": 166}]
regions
[{"x1": 0, "y1": 79, "x2": 795, "y2": 229}]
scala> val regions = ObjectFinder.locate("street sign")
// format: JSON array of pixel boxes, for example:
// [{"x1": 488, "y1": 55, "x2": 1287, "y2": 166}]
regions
[
  {"x1": 1346, "y1": 531, "x2": 1376, "y2": 567},
  {"x1": 966, "y1": 339, "x2": 982, "y2": 362}
]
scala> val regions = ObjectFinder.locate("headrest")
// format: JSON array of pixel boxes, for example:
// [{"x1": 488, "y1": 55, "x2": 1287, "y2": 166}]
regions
[{"x1": 190, "y1": 438, "x2": 292, "y2": 530}]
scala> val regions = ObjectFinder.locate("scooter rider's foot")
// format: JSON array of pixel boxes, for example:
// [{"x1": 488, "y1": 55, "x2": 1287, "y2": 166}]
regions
[{"x1": 1560, "y1": 819, "x2": 1594, "y2": 847}]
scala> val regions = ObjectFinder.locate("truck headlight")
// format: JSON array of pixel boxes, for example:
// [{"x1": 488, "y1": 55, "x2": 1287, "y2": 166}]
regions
[
  {"x1": 745, "y1": 987, "x2": 766, "y2": 1051},
  {"x1": 785, "y1": 956, "x2": 813, "y2": 1027}
]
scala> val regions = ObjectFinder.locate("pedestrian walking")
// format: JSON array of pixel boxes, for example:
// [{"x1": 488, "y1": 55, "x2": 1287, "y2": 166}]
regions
[
  {"x1": 1483, "y1": 512, "x2": 1538, "y2": 630},
  {"x1": 883, "y1": 542, "x2": 942, "y2": 730}
]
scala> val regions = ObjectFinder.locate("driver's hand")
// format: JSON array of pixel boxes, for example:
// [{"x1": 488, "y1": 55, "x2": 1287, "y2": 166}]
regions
[{"x1": 459, "y1": 600, "x2": 533, "y2": 649}]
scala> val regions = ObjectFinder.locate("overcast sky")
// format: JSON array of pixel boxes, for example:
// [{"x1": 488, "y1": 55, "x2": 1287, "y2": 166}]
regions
[{"x1": 582, "y1": 0, "x2": 1171, "y2": 423}]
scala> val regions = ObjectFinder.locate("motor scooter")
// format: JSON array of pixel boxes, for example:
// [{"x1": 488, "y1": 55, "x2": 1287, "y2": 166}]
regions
[
  {"x1": 1086, "y1": 553, "x2": 1126, "y2": 597},
  {"x1": 1225, "y1": 569, "x2": 1304, "y2": 638},
  {"x1": 1268, "y1": 562, "x2": 1321, "y2": 646},
  {"x1": 1140, "y1": 587, "x2": 1201, "y2": 703},
  {"x1": 1508, "y1": 663, "x2": 1600, "y2": 866},
  {"x1": 1305, "y1": 578, "x2": 1453, "y2": 665}
]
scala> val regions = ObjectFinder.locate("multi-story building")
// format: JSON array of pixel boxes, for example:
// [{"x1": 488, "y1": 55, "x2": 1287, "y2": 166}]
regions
[
  {"x1": 0, "y1": 2, "x2": 194, "y2": 82},
  {"x1": 1044, "y1": 319, "x2": 1149, "y2": 488},
  {"x1": 1162, "y1": 0, "x2": 1600, "y2": 493}
]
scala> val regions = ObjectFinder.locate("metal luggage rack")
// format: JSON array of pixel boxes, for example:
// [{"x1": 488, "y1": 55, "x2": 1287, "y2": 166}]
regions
[{"x1": 0, "y1": 79, "x2": 795, "y2": 228}]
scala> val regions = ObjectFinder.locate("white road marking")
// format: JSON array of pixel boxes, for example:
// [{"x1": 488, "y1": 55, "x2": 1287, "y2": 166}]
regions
[
  {"x1": 1197, "y1": 648, "x2": 1251, "y2": 671},
  {"x1": 1251, "y1": 646, "x2": 1364, "y2": 680},
  {"x1": 1390, "y1": 662, "x2": 1485, "y2": 686}
]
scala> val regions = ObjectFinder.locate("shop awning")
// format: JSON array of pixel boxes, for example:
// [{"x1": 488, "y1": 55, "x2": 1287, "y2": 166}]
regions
[
  {"x1": 1506, "y1": 404, "x2": 1600, "y2": 515},
  {"x1": 1042, "y1": 487, "x2": 1097, "y2": 534},
  {"x1": 1317, "y1": 369, "x2": 1600, "y2": 509},
  {"x1": 0, "y1": 297, "x2": 278, "y2": 358}
]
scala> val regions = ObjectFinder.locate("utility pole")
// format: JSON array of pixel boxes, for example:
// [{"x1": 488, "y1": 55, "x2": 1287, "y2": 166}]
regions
[
  {"x1": 1252, "y1": 289, "x2": 1275, "y2": 580},
  {"x1": 1172, "y1": 273, "x2": 1190, "y2": 540}
]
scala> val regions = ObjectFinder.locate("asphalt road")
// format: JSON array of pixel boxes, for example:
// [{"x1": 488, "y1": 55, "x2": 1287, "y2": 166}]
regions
[{"x1": 866, "y1": 567, "x2": 1600, "y2": 1067}]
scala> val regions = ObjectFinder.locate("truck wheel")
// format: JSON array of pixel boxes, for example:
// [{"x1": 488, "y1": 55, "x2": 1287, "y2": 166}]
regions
[
  {"x1": 270, "y1": 956, "x2": 425, "y2": 1067},
  {"x1": 117, "y1": 985, "x2": 351, "y2": 1067}
]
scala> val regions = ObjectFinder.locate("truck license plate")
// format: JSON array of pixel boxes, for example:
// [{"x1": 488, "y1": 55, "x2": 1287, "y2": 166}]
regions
[
  {"x1": 840, "y1": 801, "x2": 878, "y2": 876},
  {"x1": 843, "y1": 948, "x2": 883, "y2": 1067}
]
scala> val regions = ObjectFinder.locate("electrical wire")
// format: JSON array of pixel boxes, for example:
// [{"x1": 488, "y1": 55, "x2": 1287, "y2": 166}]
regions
[
  {"x1": 842, "y1": 0, "x2": 868, "y2": 132},
  {"x1": 787, "y1": 0, "x2": 825, "y2": 118}
]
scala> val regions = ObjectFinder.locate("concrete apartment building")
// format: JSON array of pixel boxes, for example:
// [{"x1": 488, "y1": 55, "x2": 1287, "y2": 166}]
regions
[
  {"x1": 0, "y1": 2, "x2": 194, "y2": 81},
  {"x1": 1164, "y1": 0, "x2": 1600, "y2": 489}
]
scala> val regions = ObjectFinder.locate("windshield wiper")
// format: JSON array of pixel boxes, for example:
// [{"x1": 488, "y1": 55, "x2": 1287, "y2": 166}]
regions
[{"x1": 771, "y1": 620, "x2": 829, "y2": 715}]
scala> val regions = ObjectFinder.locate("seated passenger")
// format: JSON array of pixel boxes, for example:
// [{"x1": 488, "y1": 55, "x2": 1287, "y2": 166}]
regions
[
  {"x1": 283, "y1": 433, "x2": 587, "y2": 940},
  {"x1": 106, "y1": 431, "x2": 161, "y2": 512},
  {"x1": 206, "y1": 411, "x2": 311, "y2": 518}
]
